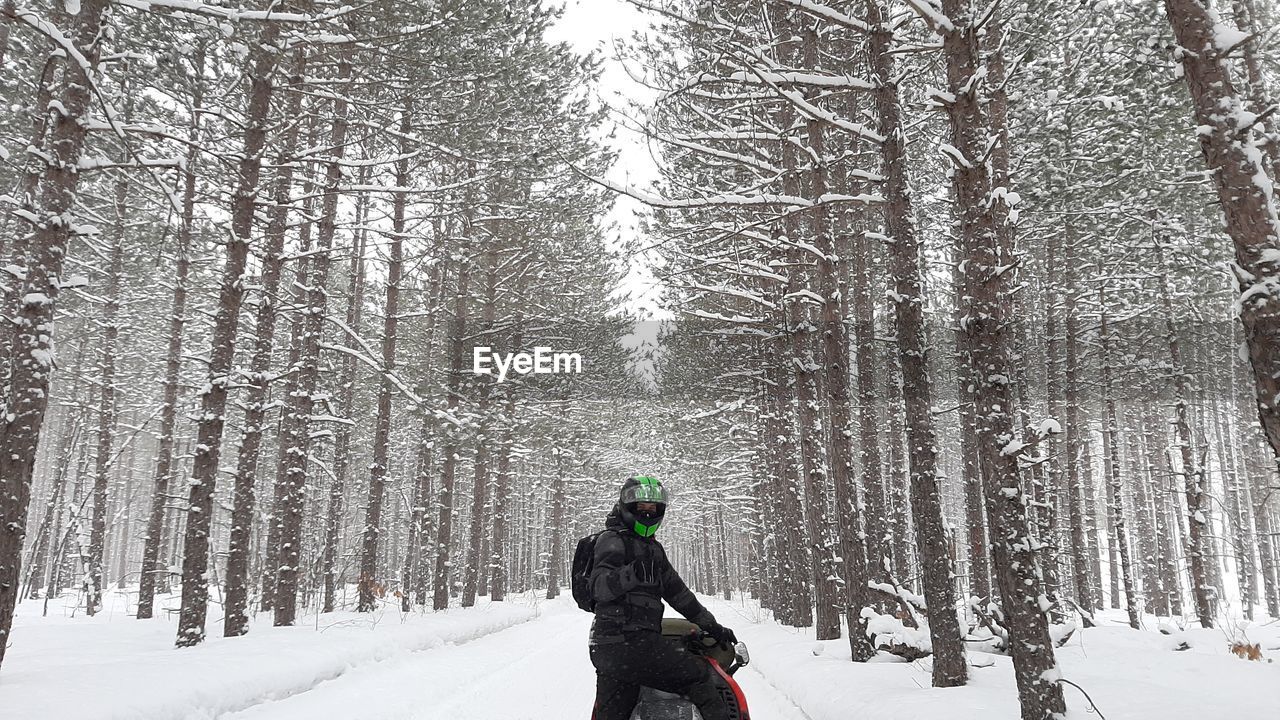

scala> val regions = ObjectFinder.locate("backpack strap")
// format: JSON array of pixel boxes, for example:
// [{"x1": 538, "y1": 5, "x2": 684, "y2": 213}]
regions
[{"x1": 603, "y1": 529, "x2": 635, "y2": 566}]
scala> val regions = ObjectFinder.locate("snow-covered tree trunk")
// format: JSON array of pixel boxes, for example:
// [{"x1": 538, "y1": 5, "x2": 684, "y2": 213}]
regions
[
  {"x1": 357, "y1": 116, "x2": 406, "y2": 612},
  {"x1": 1151, "y1": 234, "x2": 1216, "y2": 627},
  {"x1": 0, "y1": 25, "x2": 60, "y2": 397},
  {"x1": 920, "y1": 0, "x2": 1068, "y2": 715},
  {"x1": 1060, "y1": 217, "x2": 1098, "y2": 617},
  {"x1": 1230, "y1": 0, "x2": 1280, "y2": 183},
  {"x1": 1163, "y1": 0, "x2": 1280, "y2": 499},
  {"x1": 0, "y1": 0, "x2": 108, "y2": 667},
  {"x1": 787, "y1": 16, "x2": 875, "y2": 657},
  {"x1": 86, "y1": 166, "x2": 126, "y2": 617},
  {"x1": 546, "y1": 450, "x2": 567, "y2": 600},
  {"x1": 868, "y1": 0, "x2": 967, "y2": 686},
  {"x1": 260, "y1": 200, "x2": 313, "y2": 615},
  {"x1": 1099, "y1": 288, "x2": 1140, "y2": 629},
  {"x1": 323, "y1": 174, "x2": 368, "y2": 614},
  {"x1": 224, "y1": 45, "x2": 307, "y2": 636},
  {"x1": 274, "y1": 52, "x2": 351, "y2": 627},
  {"x1": 488, "y1": 371, "x2": 518, "y2": 603},
  {"x1": 1126, "y1": 408, "x2": 1162, "y2": 615},
  {"x1": 406, "y1": 259, "x2": 447, "y2": 608},
  {"x1": 176, "y1": 19, "x2": 281, "y2": 648},
  {"x1": 957, "y1": 246, "x2": 992, "y2": 604},
  {"x1": 882, "y1": 350, "x2": 913, "y2": 580},
  {"x1": 137, "y1": 44, "x2": 201, "y2": 621},
  {"x1": 462, "y1": 240, "x2": 499, "y2": 608},
  {"x1": 433, "y1": 237, "x2": 472, "y2": 611}
]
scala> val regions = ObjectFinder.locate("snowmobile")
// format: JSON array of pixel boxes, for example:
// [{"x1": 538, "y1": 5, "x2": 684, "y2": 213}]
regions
[{"x1": 631, "y1": 619, "x2": 752, "y2": 720}]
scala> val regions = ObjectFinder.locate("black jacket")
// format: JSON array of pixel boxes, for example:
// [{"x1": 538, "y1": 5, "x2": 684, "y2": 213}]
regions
[{"x1": 589, "y1": 505, "x2": 715, "y2": 644}]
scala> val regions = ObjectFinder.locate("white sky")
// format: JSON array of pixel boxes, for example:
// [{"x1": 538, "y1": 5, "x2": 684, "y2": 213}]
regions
[{"x1": 546, "y1": 0, "x2": 667, "y2": 320}]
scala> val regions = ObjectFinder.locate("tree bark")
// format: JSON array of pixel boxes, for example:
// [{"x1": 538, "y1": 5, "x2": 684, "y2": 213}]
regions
[
  {"x1": 322, "y1": 175, "x2": 369, "y2": 614},
  {"x1": 461, "y1": 237, "x2": 499, "y2": 608},
  {"x1": 260, "y1": 175, "x2": 316, "y2": 614},
  {"x1": 223, "y1": 46, "x2": 307, "y2": 636},
  {"x1": 1163, "y1": 0, "x2": 1280, "y2": 509},
  {"x1": 1099, "y1": 290, "x2": 1140, "y2": 629},
  {"x1": 434, "y1": 226, "x2": 472, "y2": 611},
  {"x1": 792, "y1": 17, "x2": 875, "y2": 656},
  {"x1": 87, "y1": 165, "x2": 126, "y2": 617},
  {"x1": 868, "y1": 0, "x2": 965, "y2": 683},
  {"x1": 274, "y1": 53, "x2": 351, "y2": 626},
  {"x1": 1127, "y1": 407, "x2": 1161, "y2": 614},
  {"x1": 1152, "y1": 230, "x2": 1216, "y2": 627},
  {"x1": 0, "y1": 0, "x2": 108, "y2": 668},
  {"x1": 138, "y1": 45, "x2": 202, "y2": 621},
  {"x1": 925, "y1": 0, "x2": 1067, "y2": 715},
  {"x1": 1231, "y1": 0, "x2": 1280, "y2": 183},
  {"x1": 176, "y1": 20, "x2": 280, "y2": 648},
  {"x1": 546, "y1": 451, "x2": 567, "y2": 599},
  {"x1": 406, "y1": 258, "x2": 448, "y2": 608},
  {"x1": 357, "y1": 105, "x2": 408, "y2": 612}
]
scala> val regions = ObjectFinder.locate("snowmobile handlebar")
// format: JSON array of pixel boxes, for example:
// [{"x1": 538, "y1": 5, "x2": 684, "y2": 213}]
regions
[{"x1": 684, "y1": 628, "x2": 750, "y2": 675}]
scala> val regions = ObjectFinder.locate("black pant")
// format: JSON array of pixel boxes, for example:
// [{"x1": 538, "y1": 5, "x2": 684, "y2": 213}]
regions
[{"x1": 589, "y1": 631, "x2": 730, "y2": 720}]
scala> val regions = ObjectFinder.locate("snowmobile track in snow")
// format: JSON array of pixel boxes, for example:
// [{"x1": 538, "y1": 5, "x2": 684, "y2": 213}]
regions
[{"x1": 219, "y1": 605, "x2": 811, "y2": 719}]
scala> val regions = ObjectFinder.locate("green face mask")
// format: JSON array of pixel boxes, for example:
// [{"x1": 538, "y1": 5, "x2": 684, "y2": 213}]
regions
[{"x1": 633, "y1": 520, "x2": 660, "y2": 537}]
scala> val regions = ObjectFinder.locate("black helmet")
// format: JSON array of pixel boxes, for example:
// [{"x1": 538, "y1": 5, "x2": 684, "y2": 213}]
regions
[{"x1": 618, "y1": 475, "x2": 670, "y2": 537}]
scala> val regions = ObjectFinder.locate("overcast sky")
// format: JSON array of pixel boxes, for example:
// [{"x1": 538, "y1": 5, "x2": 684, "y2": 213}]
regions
[{"x1": 547, "y1": 0, "x2": 666, "y2": 319}]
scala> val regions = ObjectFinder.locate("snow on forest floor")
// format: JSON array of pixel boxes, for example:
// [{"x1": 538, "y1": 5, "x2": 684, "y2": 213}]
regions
[
  {"x1": 1, "y1": 587, "x2": 540, "y2": 719},
  {"x1": 709, "y1": 596, "x2": 1280, "y2": 720},
  {"x1": 2, "y1": 588, "x2": 1278, "y2": 719}
]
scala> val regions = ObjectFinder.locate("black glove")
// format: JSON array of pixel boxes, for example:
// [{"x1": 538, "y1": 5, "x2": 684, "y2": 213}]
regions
[
  {"x1": 616, "y1": 558, "x2": 659, "y2": 590},
  {"x1": 703, "y1": 621, "x2": 737, "y2": 647}
]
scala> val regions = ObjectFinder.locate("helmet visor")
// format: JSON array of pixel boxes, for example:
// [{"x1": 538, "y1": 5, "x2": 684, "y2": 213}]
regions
[{"x1": 621, "y1": 476, "x2": 671, "y2": 505}]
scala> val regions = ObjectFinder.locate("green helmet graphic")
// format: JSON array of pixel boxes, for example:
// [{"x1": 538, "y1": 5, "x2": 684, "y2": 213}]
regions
[{"x1": 619, "y1": 475, "x2": 670, "y2": 537}]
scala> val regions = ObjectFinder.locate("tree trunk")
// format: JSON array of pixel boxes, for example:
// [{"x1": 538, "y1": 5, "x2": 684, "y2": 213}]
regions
[
  {"x1": 489, "y1": 381, "x2": 517, "y2": 603},
  {"x1": 1127, "y1": 407, "x2": 1161, "y2": 614},
  {"x1": 0, "y1": 36, "x2": 60, "y2": 398},
  {"x1": 959, "y1": 261, "x2": 992, "y2": 604},
  {"x1": 357, "y1": 105, "x2": 408, "y2": 611},
  {"x1": 793, "y1": 17, "x2": 874, "y2": 657},
  {"x1": 1152, "y1": 230, "x2": 1216, "y2": 627},
  {"x1": 546, "y1": 452, "x2": 567, "y2": 599},
  {"x1": 138, "y1": 46, "x2": 202, "y2": 621},
  {"x1": 0, "y1": 0, "x2": 108, "y2": 668},
  {"x1": 176, "y1": 21, "x2": 280, "y2": 648},
  {"x1": 86, "y1": 167, "x2": 126, "y2": 617},
  {"x1": 274, "y1": 53, "x2": 351, "y2": 627},
  {"x1": 322, "y1": 174, "x2": 369, "y2": 614},
  {"x1": 223, "y1": 46, "x2": 307, "y2": 636},
  {"x1": 462, "y1": 238, "x2": 500, "y2": 608},
  {"x1": 1231, "y1": 0, "x2": 1280, "y2": 184},
  {"x1": 406, "y1": 259, "x2": 448, "y2": 608},
  {"x1": 868, "y1": 0, "x2": 966, "y2": 684},
  {"x1": 260, "y1": 180, "x2": 316, "y2": 614},
  {"x1": 434, "y1": 229, "x2": 472, "y2": 611},
  {"x1": 1099, "y1": 290, "x2": 1140, "y2": 629},
  {"x1": 928, "y1": 1, "x2": 1066, "y2": 715},
  {"x1": 1042, "y1": 219, "x2": 1068, "y2": 618},
  {"x1": 1163, "y1": 0, "x2": 1280, "y2": 503}
]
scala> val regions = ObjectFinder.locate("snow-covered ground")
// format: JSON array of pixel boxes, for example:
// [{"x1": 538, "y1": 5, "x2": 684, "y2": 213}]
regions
[{"x1": 3, "y1": 588, "x2": 1277, "y2": 719}]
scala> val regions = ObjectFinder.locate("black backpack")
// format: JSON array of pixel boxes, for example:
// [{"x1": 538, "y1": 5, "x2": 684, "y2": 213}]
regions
[{"x1": 570, "y1": 530, "x2": 633, "y2": 612}]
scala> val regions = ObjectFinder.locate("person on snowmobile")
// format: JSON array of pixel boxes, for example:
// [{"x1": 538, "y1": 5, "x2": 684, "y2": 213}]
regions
[{"x1": 588, "y1": 475, "x2": 738, "y2": 720}]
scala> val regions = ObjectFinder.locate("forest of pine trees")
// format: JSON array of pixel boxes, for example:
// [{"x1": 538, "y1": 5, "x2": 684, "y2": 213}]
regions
[{"x1": 2, "y1": 1, "x2": 1279, "y2": 719}]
